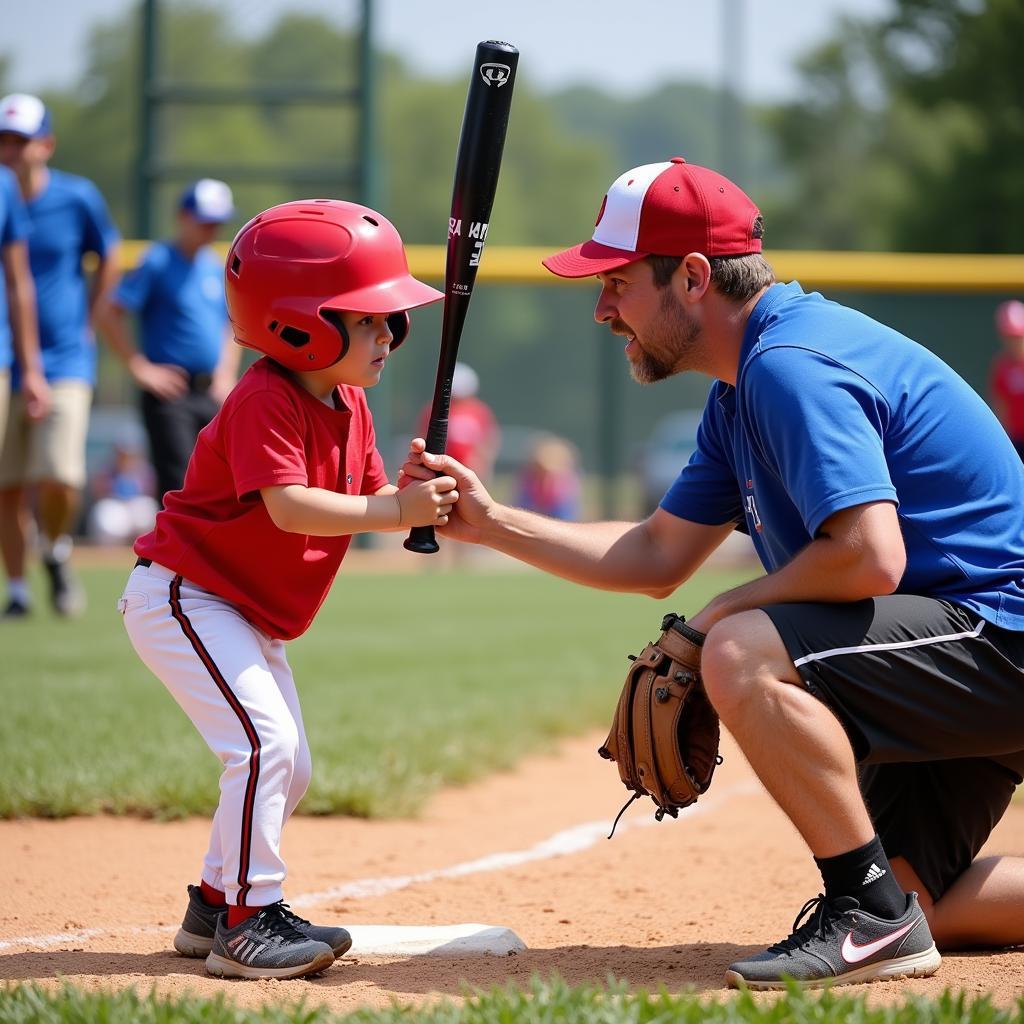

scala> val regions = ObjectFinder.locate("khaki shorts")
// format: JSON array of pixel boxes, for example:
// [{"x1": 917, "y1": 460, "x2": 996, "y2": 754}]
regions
[{"x1": 0, "y1": 379, "x2": 92, "y2": 489}]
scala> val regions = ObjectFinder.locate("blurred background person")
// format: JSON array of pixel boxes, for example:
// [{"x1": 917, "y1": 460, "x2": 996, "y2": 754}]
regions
[
  {"x1": 417, "y1": 361, "x2": 500, "y2": 484},
  {"x1": 98, "y1": 178, "x2": 240, "y2": 505},
  {"x1": 989, "y1": 300, "x2": 1024, "y2": 461},
  {"x1": 0, "y1": 161, "x2": 49, "y2": 457},
  {"x1": 514, "y1": 433, "x2": 582, "y2": 521},
  {"x1": 84, "y1": 436, "x2": 158, "y2": 546},
  {"x1": 414, "y1": 361, "x2": 499, "y2": 565},
  {"x1": 0, "y1": 93, "x2": 120, "y2": 619}
]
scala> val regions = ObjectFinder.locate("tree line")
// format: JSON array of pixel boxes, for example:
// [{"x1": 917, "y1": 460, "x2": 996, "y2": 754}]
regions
[{"x1": 3, "y1": 0, "x2": 1019, "y2": 253}]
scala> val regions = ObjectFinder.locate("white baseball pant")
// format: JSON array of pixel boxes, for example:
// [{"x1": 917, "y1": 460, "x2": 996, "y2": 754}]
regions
[{"x1": 119, "y1": 561, "x2": 312, "y2": 907}]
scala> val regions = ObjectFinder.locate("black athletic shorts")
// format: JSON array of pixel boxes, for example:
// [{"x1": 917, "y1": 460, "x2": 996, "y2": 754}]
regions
[{"x1": 762, "y1": 595, "x2": 1024, "y2": 902}]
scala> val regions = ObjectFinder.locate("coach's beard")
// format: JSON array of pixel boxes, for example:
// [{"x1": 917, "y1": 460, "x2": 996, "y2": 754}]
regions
[{"x1": 623, "y1": 291, "x2": 702, "y2": 384}]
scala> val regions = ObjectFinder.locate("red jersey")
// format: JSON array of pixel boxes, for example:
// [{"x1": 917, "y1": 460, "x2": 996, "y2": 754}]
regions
[
  {"x1": 990, "y1": 353, "x2": 1024, "y2": 440},
  {"x1": 136, "y1": 357, "x2": 389, "y2": 640}
]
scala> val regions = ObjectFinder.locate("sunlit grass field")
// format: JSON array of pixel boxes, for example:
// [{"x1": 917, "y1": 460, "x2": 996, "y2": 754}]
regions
[
  {"x1": 1, "y1": 977, "x2": 1020, "y2": 1024},
  {"x1": 0, "y1": 558, "x2": 754, "y2": 819}
]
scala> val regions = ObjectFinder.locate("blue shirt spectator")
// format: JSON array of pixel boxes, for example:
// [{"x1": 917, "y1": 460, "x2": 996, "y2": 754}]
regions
[
  {"x1": 0, "y1": 91, "x2": 120, "y2": 620},
  {"x1": 0, "y1": 165, "x2": 31, "y2": 369},
  {"x1": 99, "y1": 178, "x2": 240, "y2": 503},
  {"x1": 25, "y1": 167, "x2": 120, "y2": 384},
  {"x1": 115, "y1": 241, "x2": 228, "y2": 374}
]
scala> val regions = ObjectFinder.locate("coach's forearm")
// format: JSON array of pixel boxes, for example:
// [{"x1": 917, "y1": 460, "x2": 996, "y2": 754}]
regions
[
  {"x1": 480, "y1": 505, "x2": 674, "y2": 596},
  {"x1": 261, "y1": 484, "x2": 399, "y2": 536},
  {"x1": 694, "y1": 527, "x2": 902, "y2": 631}
]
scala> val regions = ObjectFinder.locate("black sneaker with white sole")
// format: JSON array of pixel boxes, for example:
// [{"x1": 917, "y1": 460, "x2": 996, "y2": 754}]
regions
[
  {"x1": 205, "y1": 901, "x2": 335, "y2": 979},
  {"x1": 726, "y1": 892, "x2": 940, "y2": 989},
  {"x1": 174, "y1": 884, "x2": 352, "y2": 958}
]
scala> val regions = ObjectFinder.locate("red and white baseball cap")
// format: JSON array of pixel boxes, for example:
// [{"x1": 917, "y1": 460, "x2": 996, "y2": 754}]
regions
[
  {"x1": 543, "y1": 157, "x2": 762, "y2": 279},
  {"x1": 996, "y1": 300, "x2": 1024, "y2": 339}
]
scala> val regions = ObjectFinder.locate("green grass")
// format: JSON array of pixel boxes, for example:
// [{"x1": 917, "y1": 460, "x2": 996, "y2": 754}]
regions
[
  {"x1": 1, "y1": 978, "x2": 1022, "y2": 1024},
  {"x1": 0, "y1": 562, "x2": 753, "y2": 819}
]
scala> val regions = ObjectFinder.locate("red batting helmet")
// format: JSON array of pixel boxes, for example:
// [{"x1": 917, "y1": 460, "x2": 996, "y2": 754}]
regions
[
  {"x1": 996, "y1": 300, "x2": 1024, "y2": 339},
  {"x1": 225, "y1": 199, "x2": 443, "y2": 371}
]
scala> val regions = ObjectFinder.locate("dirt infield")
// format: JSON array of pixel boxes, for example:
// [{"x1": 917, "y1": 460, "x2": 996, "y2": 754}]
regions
[{"x1": 1, "y1": 733, "x2": 1021, "y2": 1012}]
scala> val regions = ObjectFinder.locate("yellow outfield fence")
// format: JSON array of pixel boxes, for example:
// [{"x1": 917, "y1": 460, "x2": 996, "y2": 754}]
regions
[{"x1": 114, "y1": 243, "x2": 1024, "y2": 293}]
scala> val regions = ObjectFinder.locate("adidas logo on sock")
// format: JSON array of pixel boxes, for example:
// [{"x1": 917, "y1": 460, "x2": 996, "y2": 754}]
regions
[{"x1": 862, "y1": 862, "x2": 887, "y2": 886}]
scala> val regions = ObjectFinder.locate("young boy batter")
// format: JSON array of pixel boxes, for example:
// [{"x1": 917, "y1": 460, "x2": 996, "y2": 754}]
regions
[{"x1": 120, "y1": 199, "x2": 458, "y2": 980}]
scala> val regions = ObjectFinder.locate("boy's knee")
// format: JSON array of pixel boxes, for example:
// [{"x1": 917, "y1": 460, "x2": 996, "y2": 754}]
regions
[{"x1": 290, "y1": 745, "x2": 313, "y2": 802}]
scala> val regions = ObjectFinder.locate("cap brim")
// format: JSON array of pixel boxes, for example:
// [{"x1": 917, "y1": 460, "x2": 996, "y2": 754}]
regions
[
  {"x1": 542, "y1": 239, "x2": 647, "y2": 279},
  {"x1": 323, "y1": 275, "x2": 444, "y2": 315}
]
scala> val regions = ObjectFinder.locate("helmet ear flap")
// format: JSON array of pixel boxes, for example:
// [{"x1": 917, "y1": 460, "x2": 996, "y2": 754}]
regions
[
  {"x1": 317, "y1": 309, "x2": 350, "y2": 365},
  {"x1": 387, "y1": 311, "x2": 410, "y2": 350}
]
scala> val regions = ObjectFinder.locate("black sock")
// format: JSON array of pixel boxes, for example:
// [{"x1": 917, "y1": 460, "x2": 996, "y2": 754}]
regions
[{"x1": 814, "y1": 835, "x2": 906, "y2": 919}]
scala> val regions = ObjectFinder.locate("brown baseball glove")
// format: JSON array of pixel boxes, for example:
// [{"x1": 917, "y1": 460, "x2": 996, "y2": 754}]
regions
[{"x1": 599, "y1": 612, "x2": 722, "y2": 836}]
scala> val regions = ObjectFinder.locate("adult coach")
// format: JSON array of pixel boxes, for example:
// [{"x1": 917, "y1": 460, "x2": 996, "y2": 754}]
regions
[
  {"x1": 403, "y1": 157, "x2": 1024, "y2": 988},
  {"x1": 99, "y1": 179, "x2": 240, "y2": 503},
  {"x1": 0, "y1": 93, "x2": 120, "y2": 618}
]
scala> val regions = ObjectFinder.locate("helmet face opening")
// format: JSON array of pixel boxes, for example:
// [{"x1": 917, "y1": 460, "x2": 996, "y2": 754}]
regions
[{"x1": 224, "y1": 199, "x2": 442, "y2": 372}]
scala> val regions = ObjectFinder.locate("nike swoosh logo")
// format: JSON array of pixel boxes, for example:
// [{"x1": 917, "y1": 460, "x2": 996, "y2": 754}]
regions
[{"x1": 841, "y1": 920, "x2": 917, "y2": 964}]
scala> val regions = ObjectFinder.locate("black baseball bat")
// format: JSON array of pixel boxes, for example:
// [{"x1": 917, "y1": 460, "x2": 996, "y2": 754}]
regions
[{"x1": 404, "y1": 40, "x2": 519, "y2": 554}]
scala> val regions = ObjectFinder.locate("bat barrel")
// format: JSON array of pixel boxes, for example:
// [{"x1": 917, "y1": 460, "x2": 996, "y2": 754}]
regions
[{"x1": 404, "y1": 40, "x2": 518, "y2": 555}]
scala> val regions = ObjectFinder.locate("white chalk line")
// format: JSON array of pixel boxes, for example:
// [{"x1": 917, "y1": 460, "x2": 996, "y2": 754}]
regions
[{"x1": 0, "y1": 780, "x2": 758, "y2": 954}]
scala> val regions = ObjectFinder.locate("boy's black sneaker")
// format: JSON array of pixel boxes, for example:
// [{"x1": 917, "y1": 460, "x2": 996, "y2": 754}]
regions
[
  {"x1": 205, "y1": 901, "x2": 335, "y2": 979},
  {"x1": 175, "y1": 884, "x2": 351, "y2": 958},
  {"x1": 726, "y1": 892, "x2": 940, "y2": 989}
]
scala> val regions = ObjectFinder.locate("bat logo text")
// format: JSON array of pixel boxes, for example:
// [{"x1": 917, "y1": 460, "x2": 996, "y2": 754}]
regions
[
  {"x1": 449, "y1": 219, "x2": 489, "y2": 240},
  {"x1": 480, "y1": 63, "x2": 511, "y2": 87}
]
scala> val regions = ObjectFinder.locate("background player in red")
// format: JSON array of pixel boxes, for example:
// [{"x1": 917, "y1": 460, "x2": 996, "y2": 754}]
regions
[
  {"x1": 417, "y1": 361, "x2": 499, "y2": 483},
  {"x1": 989, "y1": 299, "x2": 1024, "y2": 460},
  {"x1": 119, "y1": 199, "x2": 457, "y2": 980}
]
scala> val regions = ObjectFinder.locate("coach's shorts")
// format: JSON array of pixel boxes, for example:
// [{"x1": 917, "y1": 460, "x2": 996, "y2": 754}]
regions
[
  {"x1": 0, "y1": 379, "x2": 92, "y2": 489},
  {"x1": 763, "y1": 595, "x2": 1024, "y2": 902}
]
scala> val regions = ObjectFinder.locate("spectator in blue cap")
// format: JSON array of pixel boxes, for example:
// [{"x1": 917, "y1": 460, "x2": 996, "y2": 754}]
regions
[
  {"x1": 0, "y1": 92, "x2": 120, "y2": 619},
  {"x1": 99, "y1": 178, "x2": 241, "y2": 505}
]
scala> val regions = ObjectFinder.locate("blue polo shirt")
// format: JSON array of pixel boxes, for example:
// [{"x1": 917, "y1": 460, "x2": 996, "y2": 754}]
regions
[
  {"x1": 114, "y1": 240, "x2": 228, "y2": 374},
  {"x1": 662, "y1": 282, "x2": 1024, "y2": 630},
  {"x1": 0, "y1": 166, "x2": 30, "y2": 370},
  {"x1": 23, "y1": 168, "x2": 119, "y2": 384}
]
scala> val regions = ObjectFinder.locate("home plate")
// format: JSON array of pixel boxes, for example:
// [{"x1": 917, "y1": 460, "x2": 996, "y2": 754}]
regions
[{"x1": 346, "y1": 923, "x2": 526, "y2": 956}]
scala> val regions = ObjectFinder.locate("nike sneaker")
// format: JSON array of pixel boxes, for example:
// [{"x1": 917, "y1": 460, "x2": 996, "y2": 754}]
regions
[{"x1": 726, "y1": 891, "x2": 940, "y2": 989}]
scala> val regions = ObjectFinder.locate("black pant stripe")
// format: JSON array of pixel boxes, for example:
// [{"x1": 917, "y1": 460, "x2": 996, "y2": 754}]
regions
[{"x1": 167, "y1": 575, "x2": 262, "y2": 906}]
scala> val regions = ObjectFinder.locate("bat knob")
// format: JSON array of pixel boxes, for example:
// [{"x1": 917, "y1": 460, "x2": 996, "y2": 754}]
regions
[{"x1": 403, "y1": 529, "x2": 440, "y2": 555}]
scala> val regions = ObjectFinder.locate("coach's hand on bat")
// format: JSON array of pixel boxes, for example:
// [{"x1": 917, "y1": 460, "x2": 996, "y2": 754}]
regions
[
  {"x1": 395, "y1": 466, "x2": 459, "y2": 529},
  {"x1": 400, "y1": 437, "x2": 491, "y2": 543}
]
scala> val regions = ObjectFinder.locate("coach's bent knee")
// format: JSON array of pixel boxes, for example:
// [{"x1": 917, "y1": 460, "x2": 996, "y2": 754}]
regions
[{"x1": 701, "y1": 610, "x2": 794, "y2": 718}]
